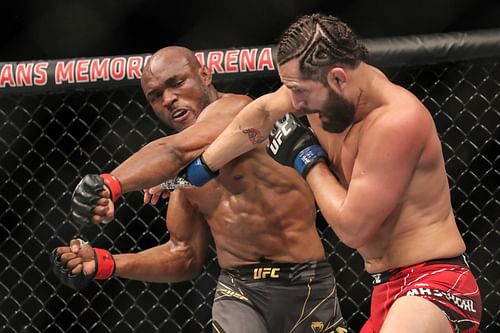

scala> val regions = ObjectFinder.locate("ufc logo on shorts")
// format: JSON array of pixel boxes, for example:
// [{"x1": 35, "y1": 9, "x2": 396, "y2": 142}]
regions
[
  {"x1": 268, "y1": 122, "x2": 293, "y2": 154},
  {"x1": 253, "y1": 267, "x2": 280, "y2": 279}
]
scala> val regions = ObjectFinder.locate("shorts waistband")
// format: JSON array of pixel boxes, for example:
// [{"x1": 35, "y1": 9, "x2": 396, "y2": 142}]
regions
[
  {"x1": 221, "y1": 259, "x2": 332, "y2": 282},
  {"x1": 370, "y1": 254, "x2": 470, "y2": 285}
]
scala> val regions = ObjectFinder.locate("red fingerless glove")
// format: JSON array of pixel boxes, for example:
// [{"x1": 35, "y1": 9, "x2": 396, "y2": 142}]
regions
[
  {"x1": 100, "y1": 173, "x2": 122, "y2": 202},
  {"x1": 94, "y1": 248, "x2": 116, "y2": 280}
]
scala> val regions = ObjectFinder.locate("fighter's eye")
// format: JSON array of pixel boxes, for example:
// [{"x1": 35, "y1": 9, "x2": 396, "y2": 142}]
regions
[{"x1": 148, "y1": 91, "x2": 161, "y2": 102}]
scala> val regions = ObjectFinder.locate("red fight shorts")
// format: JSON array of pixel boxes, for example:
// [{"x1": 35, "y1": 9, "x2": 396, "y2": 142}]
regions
[{"x1": 360, "y1": 255, "x2": 481, "y2": 333}]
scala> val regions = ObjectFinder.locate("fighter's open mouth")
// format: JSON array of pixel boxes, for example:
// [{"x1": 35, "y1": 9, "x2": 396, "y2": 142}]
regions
[{"x1": 172, "y1": 109, "x2": 188, "y2": 119}]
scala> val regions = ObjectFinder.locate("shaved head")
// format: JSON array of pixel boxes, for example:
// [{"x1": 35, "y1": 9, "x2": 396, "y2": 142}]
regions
[
  {"x1": 145, "y1": 46, "x2": 201, "y2": 78},
  {"x1": 140, "y1": 45, "x2": 215, "y2": 131}
]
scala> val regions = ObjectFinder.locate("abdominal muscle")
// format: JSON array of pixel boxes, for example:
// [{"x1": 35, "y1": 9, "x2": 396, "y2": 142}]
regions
[{"x1": 185, "y1": 150, "x2": 326, "y2": 269}]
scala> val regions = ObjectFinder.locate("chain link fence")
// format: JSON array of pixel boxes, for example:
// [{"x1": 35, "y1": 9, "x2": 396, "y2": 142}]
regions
[{"x1": 1, "y1": 46, "x2": 499, "y2": 332}]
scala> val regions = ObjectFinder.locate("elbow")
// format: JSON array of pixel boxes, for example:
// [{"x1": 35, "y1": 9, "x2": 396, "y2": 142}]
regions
[
  {"x1": 171, "y1": 245, "x2": 205, "y2": 282},
  {"x1": 185, "y1": 262, "x2": 204, "y2": 279},
  {"x1": 144, "y1": 139, "x2": 189, "y2": 176},
  {"x1": 174, "y1": 260, "x2": 203, "y2": 282},
  {"x1": 339, "y1": 233, "x2": 369, "y2": 249},
  {"x1": 180, "y1": 251, "x2": 204, "y2": 280},
  {"x1": 339, "y1": 223, "x2": 378, "y2": 249},
  {"x1": 325, "y1": 216, "x2": 372, "y2": 249},
  {"x1": 148, "y1": 139, "x2": 185, "y2": 163}
]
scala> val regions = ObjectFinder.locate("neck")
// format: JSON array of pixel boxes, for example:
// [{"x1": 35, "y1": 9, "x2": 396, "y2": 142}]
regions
[
  {"x1": 208, "y1": 86, "x2": 223, "y2": 104},
  {"x1": 351, "y1": 64, "x2": 386, "y2": 123}
]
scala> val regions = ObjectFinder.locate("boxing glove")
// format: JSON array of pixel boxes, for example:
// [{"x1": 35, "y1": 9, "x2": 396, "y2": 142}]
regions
[
  {"x1": 267, "y1": 113, "x2": 328, "y2": 177},
  {"x1": 51, "y1": 241, "x2": 115, "y2": 290},
  {"x1": 71, "y1": 173, "x2": 121, "y2": 226}
]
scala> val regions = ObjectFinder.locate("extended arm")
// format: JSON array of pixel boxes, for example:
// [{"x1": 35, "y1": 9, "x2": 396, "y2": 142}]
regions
[
  {"x1": 202, "y1": 85, "x2": 295, "y2": 172},
  {"x1": 108, "y1": 95, "x2": 251, "y2": 192},
  {"x1": 53, "y1": 190, "x2": 210, "y2": 287},
  {"x1": 70, "y1": 95, "x2": 250, "y2": 226},
  {"x1": 111, "y1": 119, "x2": 220, "y2": 193}
]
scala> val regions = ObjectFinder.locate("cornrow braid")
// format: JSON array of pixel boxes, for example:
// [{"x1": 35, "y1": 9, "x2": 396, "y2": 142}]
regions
[{"x1": 277, "y1": 14, "x2": 368, "y2": 83}]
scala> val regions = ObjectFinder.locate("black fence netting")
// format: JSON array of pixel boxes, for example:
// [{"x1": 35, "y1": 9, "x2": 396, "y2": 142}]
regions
[{"x1": 0, "y1": 31, "x2": 499, "y2": 333}]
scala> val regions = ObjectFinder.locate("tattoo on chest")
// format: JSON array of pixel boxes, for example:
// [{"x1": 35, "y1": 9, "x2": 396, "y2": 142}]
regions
[{"x1": 241, "y1": 127, "x2": 265, "y2": 144}]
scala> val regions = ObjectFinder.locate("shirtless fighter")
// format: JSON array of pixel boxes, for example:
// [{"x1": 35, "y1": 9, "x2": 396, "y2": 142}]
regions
[
  {"x1": 189, "y1": 14, "x2": 482, "y2": 333},
  {"x1": 52, "y1": 46, "x2": 347, "y2": 333}
]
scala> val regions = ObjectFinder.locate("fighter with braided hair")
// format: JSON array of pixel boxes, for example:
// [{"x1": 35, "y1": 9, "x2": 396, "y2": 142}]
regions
[{"x1": 186, "y1": 13, "x2": 483, "y2": 333}]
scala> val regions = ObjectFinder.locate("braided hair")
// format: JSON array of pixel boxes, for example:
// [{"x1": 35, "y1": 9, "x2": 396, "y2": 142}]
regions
[{"x1": 277, "y1": 14, "x2": 368, "y2": 83}]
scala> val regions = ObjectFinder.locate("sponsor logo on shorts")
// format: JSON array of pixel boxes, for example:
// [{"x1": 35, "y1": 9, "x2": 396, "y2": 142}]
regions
[
  {"x1": 217, "y1": 286, "x2": 248, "y2": 301},
  {"x1": 372, "y1": 273, "x2": 382, "y2": 284},
  {"x1": 253, "y1": 267, "x2": 280, "y2": 279},
  {"x1": 311, "y1": 321, "x2": 324, "y2": 332},
  {"x1": 405, "y1": 288, "x2": 476, "y2": 312}
]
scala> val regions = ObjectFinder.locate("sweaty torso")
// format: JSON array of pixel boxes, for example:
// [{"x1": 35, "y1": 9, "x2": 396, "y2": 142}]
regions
[
  {"x1": 308, "y1": 83, "x2": 465, "y2": 273},
  {"x1": 179, "y1": 114, "x2": 325, "y2": 269}
]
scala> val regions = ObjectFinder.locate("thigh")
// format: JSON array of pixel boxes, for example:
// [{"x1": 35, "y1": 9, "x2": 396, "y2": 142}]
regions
[
  {"x1": 212, "y1": 299, "x2": 267, "y2": 333},
  {"x1": 380, "y1": 296, "x2": 452, "y2": 333},
  {"x1": 276, "y1": 279, "x2": 347, "y2": 333}
]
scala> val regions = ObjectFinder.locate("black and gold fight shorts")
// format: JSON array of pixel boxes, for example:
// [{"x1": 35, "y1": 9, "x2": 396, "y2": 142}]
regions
[{"x1": 212, "y1": 260, "x2": 348, "y2": 333}]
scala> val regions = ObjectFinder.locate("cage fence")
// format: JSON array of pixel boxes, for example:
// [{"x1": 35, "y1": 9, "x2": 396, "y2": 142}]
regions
[{"x1": 0, "y1": 32, "x2": 499, "y2": 333}]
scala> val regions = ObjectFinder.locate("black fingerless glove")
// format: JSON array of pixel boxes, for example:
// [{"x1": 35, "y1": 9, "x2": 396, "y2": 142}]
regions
[
  {"x1": 51, "y1": 247, "x2": 116, "y2": 290},
  {"x1": 70, "y1": 174, "x2": 121, "y2": 226}
]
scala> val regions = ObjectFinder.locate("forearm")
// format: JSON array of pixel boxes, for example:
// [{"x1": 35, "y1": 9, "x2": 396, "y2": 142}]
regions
[
  {"x1": 202, "y1": 88, "x2": 294, "y2": 172},
  {"x1": 111, "y1": 139, "x2": 195, "y2": 193},
  {"x1": 202, "y1": 106, "x2": 274, "y2": 171},
  {"x1": 113, "y1": 242, "x2": 202, "y2": 283},
  {"x1": 306, "y1": 164, "x2": 365, "y2": 248}
]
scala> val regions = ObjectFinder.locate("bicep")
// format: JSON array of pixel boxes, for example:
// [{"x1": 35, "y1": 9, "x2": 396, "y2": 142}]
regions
[
  {"x1": 165, "y1": 191, "x2": 210, "y2": 259},
  {"x1": 343, "y1": 122, "x2": 423, "y2": 236}
]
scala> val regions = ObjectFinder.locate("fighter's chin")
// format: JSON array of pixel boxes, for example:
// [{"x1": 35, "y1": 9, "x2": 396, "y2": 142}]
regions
[
  {"x1": 320, "y1": 119, "x2": 350, "y2": 133},
  {"x1": 298, "y1": 108, "x2": 319, "y2": 116}
]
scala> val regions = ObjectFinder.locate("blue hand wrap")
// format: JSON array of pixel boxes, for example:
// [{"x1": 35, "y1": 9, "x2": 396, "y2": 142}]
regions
[
  {"x1": 293, "y1": 144, "x2": 327, "y2": 176},
  {"x1": 185, "y1": 155, "x2": 219, "y2": 187}
]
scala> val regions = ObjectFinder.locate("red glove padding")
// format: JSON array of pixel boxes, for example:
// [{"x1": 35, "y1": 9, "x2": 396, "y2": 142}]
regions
[
  {"x1": 100, "y1": 173, "x2": 122, "y2": 202},
  {"x1": 93, "y1": 248, "x2": 116, "y2": 280},
  {"x1": 71, "y1": 173, "x2": 122, "y2": 227},
  {"x1": 51, "y1": 247, "x2": 116, "y2": 289}
]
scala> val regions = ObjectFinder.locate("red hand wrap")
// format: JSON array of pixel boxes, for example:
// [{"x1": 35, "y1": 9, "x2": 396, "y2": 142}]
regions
[
  {"x1": 100, "y1": 173, "x2": 122, "y2": 202},
  {"x1": 94, "y1": 248, "x2": 116, "y2": 280}
]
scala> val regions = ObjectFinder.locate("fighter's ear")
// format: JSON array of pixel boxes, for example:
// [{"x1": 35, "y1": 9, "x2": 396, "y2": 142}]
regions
[
  {"x1": 327, "y1": 67, "x2": 347, "y2": 90},
  {"x1": 199, "y1": 65, "x2": 213, "y2": 85}
]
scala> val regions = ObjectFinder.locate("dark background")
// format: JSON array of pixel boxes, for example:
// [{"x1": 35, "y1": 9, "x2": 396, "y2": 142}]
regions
[{"x1": 2, "y1": 0, "x2": 500, "y2": 61}]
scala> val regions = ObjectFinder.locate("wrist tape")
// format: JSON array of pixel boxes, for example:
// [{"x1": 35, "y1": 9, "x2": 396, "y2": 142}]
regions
[
  {"x1": 185, "y1": 155, "x2": 219, "y2": 187},
  {"x1": 100, "y1": 173, "x2": 122, "y2": 202},
  {"x1": 94, "y1": 248, "x2": 116, "y2": 280},
  {"x1": 294, "y1": 145, "x2": 328, "y2": 177}
]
